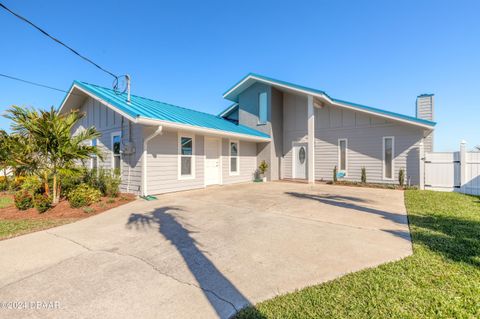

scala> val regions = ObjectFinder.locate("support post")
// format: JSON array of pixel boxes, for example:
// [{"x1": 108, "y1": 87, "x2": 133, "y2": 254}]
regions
[
  {"x1": 419, "y1": 141, "x2": 425, "y2": 190},
  {"x1": 460, "y1": 140, "x2": 467, "y2": 192},
  {"x1": 307, "y1": 95, "x2": 315, "y2": 184}
]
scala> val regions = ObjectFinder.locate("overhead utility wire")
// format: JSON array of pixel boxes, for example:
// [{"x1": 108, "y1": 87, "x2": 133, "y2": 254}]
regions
[
  {"x1": 0, "y1": 2, "x2": 119, "y2": 80},
  {"x1": 0, "y1": 73, "x2": 83, "y2": 97}
]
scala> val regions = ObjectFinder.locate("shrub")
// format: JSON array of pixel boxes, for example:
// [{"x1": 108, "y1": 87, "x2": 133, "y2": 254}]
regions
[
  {"x1": 258, "y1": 161, "x2": 269, "y2": 176},
  {"x1": 33, "y1": 193, "x2": 51, "y2": 213},
  {"x1": 101, "y1": 172, "x2": 121, "y2": 197},
  {"x1": 399, "y1": 168, "x2": 405, "y2": 187},
  {"x1": 86, "y1": 169, "x2": 121, "y2": 197},
  {"x1": 361, "y1": 167, "x2": 367, "y2": 184},
  {"x1": 21, "y1": 175, "x2": 42, "y2": 196},
  {"x1": 107, "y1": 198, "x2": 115, "y2": 204},
  {"x1": 333, "y1": 166, "x2": 338, "y2": 183},
  {"x1": 11, "y1": 176, "x2": 26, "y2": 191},
  {"x1": 0, "y1": 176, "x2": 8, "y2": 191},
  {"x1": 14, "y1": 190, "x2": 33, "y2": 210},
  {"x1": 68, "y1": 183, "x2": 101, "y2": 208},
  {"x1": 60, "y1": 173, "x2": 83, "y2": 198}
]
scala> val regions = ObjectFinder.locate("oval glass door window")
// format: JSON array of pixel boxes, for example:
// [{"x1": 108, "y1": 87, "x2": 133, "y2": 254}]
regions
[{"x1": 299, "y1": 147, "x2": 306, "y2": 164}]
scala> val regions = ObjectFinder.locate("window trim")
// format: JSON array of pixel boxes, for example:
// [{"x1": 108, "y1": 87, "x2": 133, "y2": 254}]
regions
[
  {"x1": 258, "y1": 91, "x2": 267, "y2": 125},
  {"x1": 90, "y1": 138, "x2": 98, "y2": 170},
  {"x1": 229, "y1": 139, "x2": 240, "y2": 176},
  {"x1": 178, "y1": 133, "x2": 196, "y2": 180},
  {"x1": 111, "y1": 131, "x2": 122, "y2": 174},
  {"x1": 382, "y1": 136, "x2": 395, "y2": 180},
  {"x1": 338, "y1": 138, "x2": 348, "y2": 176}
]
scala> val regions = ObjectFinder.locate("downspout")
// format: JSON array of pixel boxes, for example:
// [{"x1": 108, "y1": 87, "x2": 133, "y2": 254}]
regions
[{"x1": 142, "y1": 126, "x2": 163, "y2": 196}]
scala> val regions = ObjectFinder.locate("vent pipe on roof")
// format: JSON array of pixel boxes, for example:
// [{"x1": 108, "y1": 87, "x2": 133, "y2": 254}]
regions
[{"x1": 126, "y1": 74, "x2": 131, "y2": 103}]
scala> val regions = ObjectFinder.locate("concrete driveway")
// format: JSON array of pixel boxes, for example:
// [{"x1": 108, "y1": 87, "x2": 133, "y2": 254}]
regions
[{"x1": 0, "y1": 182, "x2": 412, "y2": 319}]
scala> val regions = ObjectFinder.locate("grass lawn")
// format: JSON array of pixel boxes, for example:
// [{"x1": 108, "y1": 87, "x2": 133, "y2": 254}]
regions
[
  {"x1": 236, "y1": 190, "x2": 480, "y2": 318},
  {"x1": 0, "y1": 219, "x2": 75, "y2": 240}
]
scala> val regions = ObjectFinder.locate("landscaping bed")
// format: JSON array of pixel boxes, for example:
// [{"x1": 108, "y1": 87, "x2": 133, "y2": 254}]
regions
[
  {"x1": 326, "y1": 180, "x2": 417, "y2": 190},
  {"x1": 0, "y1": 193, "x2": 135, "y2": 240},
  {"x1": 235, "y1": 190, "x2": 480, "y2": 318}
]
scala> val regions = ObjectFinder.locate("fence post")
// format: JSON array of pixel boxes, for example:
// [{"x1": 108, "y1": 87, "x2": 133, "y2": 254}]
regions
[
  {"x1": 460, "y1": 140, "x2": 467, "y2": 192},
  {"x1": 419, "y1": 141, "x2": 425, "y2": 190}
]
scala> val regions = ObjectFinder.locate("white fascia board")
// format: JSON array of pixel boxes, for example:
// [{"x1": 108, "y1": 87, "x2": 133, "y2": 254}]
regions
[
  {"x1": 59, "y1": 84, "x2": 138, "y2": 123},
  {"x1": 224, "y1": 75, "x2": 435, "y2": 130},
  {"x1": 137, "y1": 117, "x2": 270, "y2": 142}
]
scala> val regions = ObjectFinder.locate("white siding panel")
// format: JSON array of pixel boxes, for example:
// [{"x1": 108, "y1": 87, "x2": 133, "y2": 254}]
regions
[
  {"x1": 146, "y1": 130, "x2": 204, "y2": 195},
  {"x1": 222, "y1": 139, "x2": 257, "y2": 184}
]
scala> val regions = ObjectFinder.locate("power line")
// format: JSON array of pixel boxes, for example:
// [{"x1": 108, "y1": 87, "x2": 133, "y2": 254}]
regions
[
  {"x1": 0, "y1": 2, "x2": 118, "y2": 80},
  {"x1": 0, "y1": 73, "x2": 83, "y2": 97}
]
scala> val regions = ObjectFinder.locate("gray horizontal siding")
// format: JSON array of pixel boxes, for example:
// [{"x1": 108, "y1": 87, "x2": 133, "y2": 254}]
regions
[
  {"x1": 146, "y1": 130, "x2": 204, "y2": 195},
  {"x1": 222, "y1": 139, "x2": 257, "y2": 184},
  {"x1": 282, "y1": 93, "x2": 424, "y2": 184},
  {"x1": 71, "y1": 97, "x2": 143, "y2": 195}
]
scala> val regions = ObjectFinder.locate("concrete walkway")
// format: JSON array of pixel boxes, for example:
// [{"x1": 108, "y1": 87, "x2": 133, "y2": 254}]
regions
[{"x1": 0, "y1": 182, "x2": 412, "y2": 319}]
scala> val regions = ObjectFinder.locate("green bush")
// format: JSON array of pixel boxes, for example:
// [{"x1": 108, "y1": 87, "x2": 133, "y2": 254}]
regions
[
  {"x1": 399, "y1": 168, "x2": 405, "y2": 187},
  {"x1": 33, "y1": 193, "x2": 51, "y2": 213},
  {"x1": 60, "y1": 173, "x2": 83, "y2": 198},
  {"x1": 20, "y1": 175, "x2": 43, "y2": 196},
  {"x1": 68, "y1": 183, "x2": 101, "y2": 208},
  {"x1": 14, "y1": 190, "x2": 33, "y2": 210},
  {"x1": 90, "y1": 169, "x2": 121, "y2": 197},
  {"x1": 361, "y1": 167, "x2": 367, "y2": 184},
  {"x1": 0, "y1": 176, "x2": 8, "y2": 192}
]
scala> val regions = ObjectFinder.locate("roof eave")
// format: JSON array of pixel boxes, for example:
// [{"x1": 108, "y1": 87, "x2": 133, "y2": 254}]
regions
[
  {"x1": 223, "y1": 74, "x2": 436, "y2": 130},
  {"x1": 137, "y1": 116, "x2": 271, "y2": 142}
]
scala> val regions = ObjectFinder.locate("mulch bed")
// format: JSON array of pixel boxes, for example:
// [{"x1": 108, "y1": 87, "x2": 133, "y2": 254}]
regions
[{"x1": 0, "y1": 193, "x2": 136, "y2": 220}]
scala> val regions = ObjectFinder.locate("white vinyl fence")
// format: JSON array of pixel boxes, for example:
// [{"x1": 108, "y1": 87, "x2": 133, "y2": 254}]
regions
[{"x1": 423, "y1": 141, "x2": 480, "y2": 195}]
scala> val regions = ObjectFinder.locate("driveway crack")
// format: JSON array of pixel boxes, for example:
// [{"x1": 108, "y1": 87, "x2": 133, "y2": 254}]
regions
[{"x1": 44, "y1": 231, "x2": 240, "y2": 313}]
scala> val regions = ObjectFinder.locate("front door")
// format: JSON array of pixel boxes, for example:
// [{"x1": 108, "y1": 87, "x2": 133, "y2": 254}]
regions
[
  {"x1": 293, "y1": 143, "x2": 308, "y2": 179},
  {"x1": 205, "y1": 138, "x2": 221, "y2": 185}
]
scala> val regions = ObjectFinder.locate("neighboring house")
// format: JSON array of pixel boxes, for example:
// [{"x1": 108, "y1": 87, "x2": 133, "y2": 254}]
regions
[{"x1": 59, "y1": 73, "x2": 436, "y2": 195}]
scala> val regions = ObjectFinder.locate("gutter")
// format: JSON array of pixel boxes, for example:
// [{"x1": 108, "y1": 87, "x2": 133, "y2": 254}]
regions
[{"x1": 142, "y1": 126, "x2": 163, "y2": 196}]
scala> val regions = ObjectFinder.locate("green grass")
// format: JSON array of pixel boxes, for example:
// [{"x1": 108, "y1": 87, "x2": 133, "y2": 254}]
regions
[
  {"x1": 236, "y1": 190, "x2": 480, "y2": 319},
  {"x1": 0, "y1": 196, "x2": 13, "y2": 209},
  {"x1": 0, "y1": 219, "x2": 74, "y2": 240}
]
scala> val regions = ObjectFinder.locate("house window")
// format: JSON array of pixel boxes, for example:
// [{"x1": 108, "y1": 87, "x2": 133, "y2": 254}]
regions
[
  {"x1": 179, "y1": 135, "x2": 195, "y2": 178},
  {"x1": 112, "y1": 132, "x2": 121, "y2": 174},
  {"x1": 258, "y1": 92, "x2": 267, "y2": 124},
  {"x1": 91, "y1": 138, "x2": 98, "y2": 170},
  {"x1": 383, "y1": 137, "x2": 394, "y2": 179},
  {"x1": 338, "y1": 139, "x2": 347, "y2": 173},
  {"x1": 229, "y1": 140, "x2": 239, "y2": 175}
]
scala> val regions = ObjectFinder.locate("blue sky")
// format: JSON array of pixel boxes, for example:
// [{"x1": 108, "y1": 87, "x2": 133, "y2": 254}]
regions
[{"x1": 0, "y1": 0, "x2": 478, "y2": 151}]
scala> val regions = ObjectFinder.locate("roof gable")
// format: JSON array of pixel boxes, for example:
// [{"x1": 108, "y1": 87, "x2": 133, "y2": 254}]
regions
[
  {"x1": 223, "y1": 73, "x2": 436, "y2": 129},
  {"x1": 59, "y1": 81, "x2": 270, "y2": 141}
]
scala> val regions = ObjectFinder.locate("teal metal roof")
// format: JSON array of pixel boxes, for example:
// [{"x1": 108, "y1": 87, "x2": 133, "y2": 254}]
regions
[
  {"x1": 67, "y1": 81, "x2": 270, "y2": 139},
  {"x1": 223, "y1": 73, "x2": 436, "y2": 127}
]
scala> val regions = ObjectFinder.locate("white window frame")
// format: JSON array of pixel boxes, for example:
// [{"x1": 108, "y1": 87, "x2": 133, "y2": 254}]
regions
[
  {"x1": 178, "y1": 133, "x2": 195, "y2": 180},
  {"x1": 111, "y1": 131, "x2": 122, "y2": 174},
  {"x1": 229, "y1": 139, "x2": 240, "y2": 176},
  {"x1": 258, "y1": 92, "x2": 267, "y2": 125},
  {"x1": 90, "y1": 138, "x2": 98, "y2": 170},
  {"x1": 383, "y1": 136, "x2": 395, "y2": 180},
  {"x1": 338, "y1": 138, "x2": 348, "y2": 176}
]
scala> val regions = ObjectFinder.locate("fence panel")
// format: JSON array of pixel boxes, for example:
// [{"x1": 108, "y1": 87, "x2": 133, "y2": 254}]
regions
[
  {"x1": 464, "y1": 152, "x2": 480, "y2": 195},
  {"x1": 424, "y1": 152, "x2": 460, "y2": 191}
]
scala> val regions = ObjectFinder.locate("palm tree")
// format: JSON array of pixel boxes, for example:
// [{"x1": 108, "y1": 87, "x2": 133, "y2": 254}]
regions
[{"x1": 6, "y1": 105, "x2": 102, "y2": 204}]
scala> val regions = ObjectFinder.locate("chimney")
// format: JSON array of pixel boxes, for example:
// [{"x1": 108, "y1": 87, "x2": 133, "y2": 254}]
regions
[{"x1": 416, "y1": 94, "x2": 434, "y2": 152}]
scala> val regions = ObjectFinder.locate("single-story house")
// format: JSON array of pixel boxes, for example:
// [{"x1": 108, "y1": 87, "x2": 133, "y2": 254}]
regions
[{"x1": 59, "y1": 73, "x2": 436, "y2": 195}]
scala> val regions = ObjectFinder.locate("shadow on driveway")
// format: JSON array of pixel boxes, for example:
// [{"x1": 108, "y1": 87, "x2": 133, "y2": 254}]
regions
[
  {"x1": 126, "y1": 207, "x2": 249, "y2": 318},
  {"x1": 285, "y1": 192, "x2": 408, "y2": 225}
]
